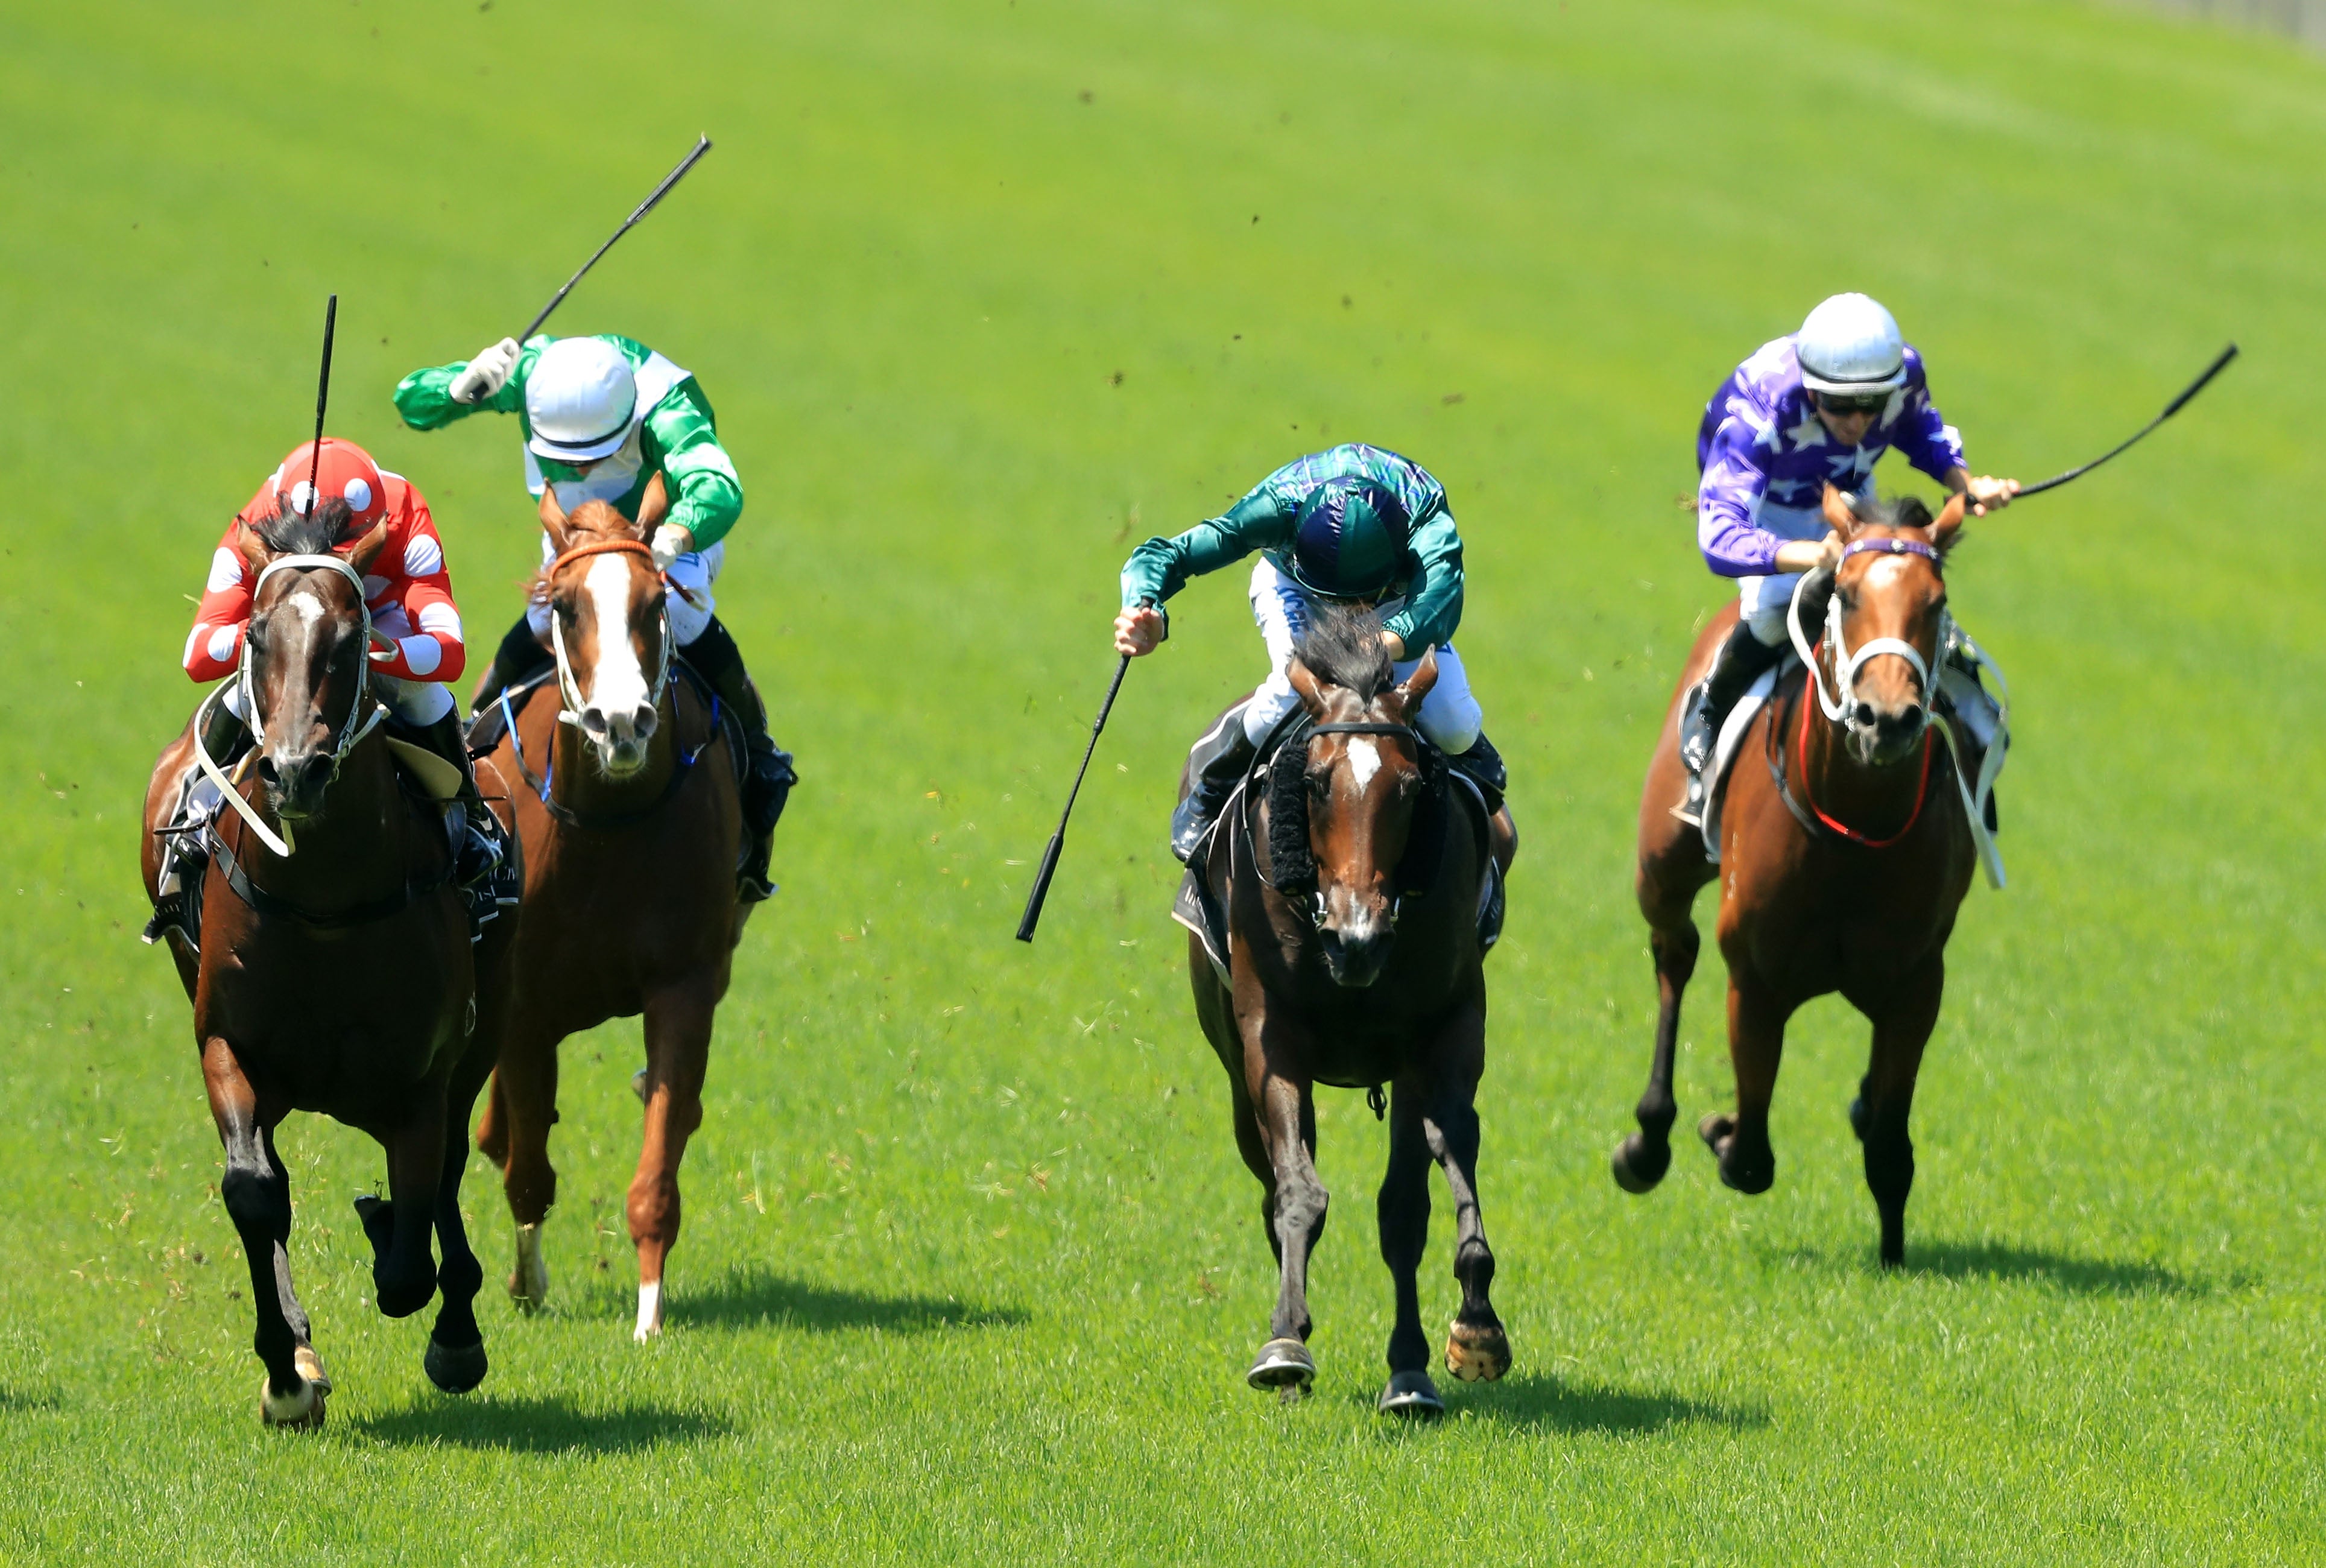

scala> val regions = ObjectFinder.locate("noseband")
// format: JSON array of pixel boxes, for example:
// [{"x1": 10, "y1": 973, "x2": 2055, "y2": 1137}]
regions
[
  {"x1": 545, "y1": 538, "x2": 673, "y2": 728},
  {"x1": 1787, "y1": 539, "x2": 1950, "y2": 736}
]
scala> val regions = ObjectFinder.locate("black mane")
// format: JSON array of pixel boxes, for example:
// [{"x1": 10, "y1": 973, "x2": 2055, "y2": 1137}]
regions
[
  {"x1": 250, "y1": 495, "x2": 353, "y2": 557},
  {"x1": 1851, "y1": 493, "x2": 1935, "y2": 531},
  {"x1": 1291, "y1": 601, "x2": 1392, "y2": 699}
]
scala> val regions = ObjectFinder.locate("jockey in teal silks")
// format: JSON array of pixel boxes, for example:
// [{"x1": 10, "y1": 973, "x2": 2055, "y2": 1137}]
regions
[
  {"x1": 394, "y1": 332, "x2": 793, "y2": 899},
  {"x1": 1114, "y1": 443, "x2": 1506, "y2": 863}
]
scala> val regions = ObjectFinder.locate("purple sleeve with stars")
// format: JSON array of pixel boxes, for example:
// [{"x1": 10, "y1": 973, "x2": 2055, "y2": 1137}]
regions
[{"x1": 1692, "y1": 338, "x2": 1969, "y2": 579}]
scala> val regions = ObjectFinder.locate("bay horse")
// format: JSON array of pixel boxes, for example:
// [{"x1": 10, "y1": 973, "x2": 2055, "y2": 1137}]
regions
[
  {"x1": 139, "y1": 501, "x2": 513, "y2": 1425},
  {"x1": 1184, "y1": 602, "x2": 1515, "y2": 1415},
  {"x1": 471, "y1": 476, "x2": 751, "y2": 1341},
  {"x1": 1614, "y1": 485, "x2": 1974, "y2": 1264}
]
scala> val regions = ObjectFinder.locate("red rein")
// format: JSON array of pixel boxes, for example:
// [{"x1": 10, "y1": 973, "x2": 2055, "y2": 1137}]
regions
[{"x1": 1795, "y1": 660, "x2": 1933, "y2": 849}]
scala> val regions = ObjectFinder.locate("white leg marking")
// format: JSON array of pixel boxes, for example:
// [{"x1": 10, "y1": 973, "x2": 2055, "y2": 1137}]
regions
[
  {"x1": 581, "y1": 555, "x2": 648, "y2": 719},
  {"x1": 1346, "y1": 736, "x2": 1382, "y2": 795},
  {"x1": 512, "y1": 1220, "x2": 549, "y2": 1306},
  {"x1": 634, "y1": 1279, "x2": 663, "y2": 1342}
]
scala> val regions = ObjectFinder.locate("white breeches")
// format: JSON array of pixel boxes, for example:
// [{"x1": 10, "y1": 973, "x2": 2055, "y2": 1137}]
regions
[
  {"x1": 1735, "y1": 487, "x2": 1869, "y2": 646},
  {"x1": 525, "y1": 533, "x2": 724, "y2": 647},
  {"x1": 1240, "y1": 557, "x2": 1483, "y2": 753}
]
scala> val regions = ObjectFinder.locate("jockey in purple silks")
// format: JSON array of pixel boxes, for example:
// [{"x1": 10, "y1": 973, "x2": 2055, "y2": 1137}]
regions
[{"x1": 1679, "y1": 293, "x2": 2020, "y2": 790}]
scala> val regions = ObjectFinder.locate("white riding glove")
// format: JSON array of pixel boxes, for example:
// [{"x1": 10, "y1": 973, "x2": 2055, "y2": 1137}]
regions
[
  {"x1": 448, "y1": 337, "x2": 520, "y2": 404},
  {"x1": 650, "y1": 523, "x2": 695, "y2": 572}
]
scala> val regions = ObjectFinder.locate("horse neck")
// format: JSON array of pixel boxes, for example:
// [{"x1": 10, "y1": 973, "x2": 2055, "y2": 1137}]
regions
[
  {"x1": 548, "y1": 683, "x2": 678, "y2": 815},
  {"x1": 232, "y1": 733, "x2": 412, "y2": 900}
]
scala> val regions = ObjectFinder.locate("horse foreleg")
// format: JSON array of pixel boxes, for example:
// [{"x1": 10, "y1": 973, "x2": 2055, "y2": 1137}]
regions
[
  {"x1": 203, "y1": 1039, "x2": 323, "y2": 1427},
  {"x1": 423, "y1": 1032, "x2": 498, "y2": 1394},
  {"x1": 1372, "y1": 1070, "x2": 1441, "y2": 1416},
  {"x1": 493, "y1": 1022, "x2": 562, "y2": 1310},
  {"x1": 359, "y1": 1104, "x2": 446, "y2": 1321},
  {"x1": 1244, "y1": 1056, "x2": 1327, "y2": 1397},
  {"x1": 1702, "y1": 976, "x2": 1790, "y2": 1195},
  {"x1": 1423, "y1": 1007, "x2": 1508, "y2": 1386},
  {"x1": 1853, "y1": 961, "x2": 1944, "y2": 1266},
  {"x1": 628, "y1": 982, "x2": 715, "y2": 1341},
  {"x1": 1614, "y1": 875, "x2": 1702, "y2": 1194}
]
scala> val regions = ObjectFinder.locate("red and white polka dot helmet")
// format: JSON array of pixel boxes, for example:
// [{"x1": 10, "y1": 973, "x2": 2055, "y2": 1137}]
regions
[{"x1": 265, "y1": 438, "x2": 387, "y2": 530}]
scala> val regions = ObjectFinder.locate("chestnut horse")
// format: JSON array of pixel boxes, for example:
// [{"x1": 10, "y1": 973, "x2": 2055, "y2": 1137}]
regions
[
  {"x1": 472, "y1": 478, "x2": 752, "y2": 1340},
  {"x1": 1614, "y1": 486, "x2": 1974, "y2": 1264},
  {"x1": 139, "y1": 503, "x2": 513, "y2": 1425},
  {"x1": 1185, "y1": 602, "x2": 1515, "y2": 1416}
]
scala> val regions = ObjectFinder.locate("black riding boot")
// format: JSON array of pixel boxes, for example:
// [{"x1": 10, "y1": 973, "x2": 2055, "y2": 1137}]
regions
[
  {"x1": 201, "y1": 691, "x2": 254, "y2": 769},
  {"x1": 683, "y1": 616, "x2": 796, "y2": 903},
  {"x1": 1447, "y1": 730, "x2": 1507, "y2": 815},
  {"x1": 1680, "y1": 621, "x2": 1785, "y2": 779},
  {"x1": 408, "y1": 709, "x2": 520, "y2": 915},
  {"x1": 469, "y1": 614, "x2": 556, "y2": 716},
  {"x1": 1169, "y1": 710, "x2": 1257, "y2": 864}
]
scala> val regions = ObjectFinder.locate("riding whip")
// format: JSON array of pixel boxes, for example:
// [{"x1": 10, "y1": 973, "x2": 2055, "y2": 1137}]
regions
[
  {"x1": 518, "y1": 137, "x2": 713, "y2": 342},
  {"x1": 2015, "y1": 343, "x2": 2237, "y2": 499},
  {"x1": 305, "y1": 294, "x2": 337, "y2": 509},
  {"x1": 1014, "y1": 654, "x2": 1131, "y2": 943}
]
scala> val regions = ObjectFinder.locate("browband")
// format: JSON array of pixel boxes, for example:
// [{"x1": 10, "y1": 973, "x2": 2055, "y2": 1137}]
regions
[
  {"x1": 1306, "y1": 721, "x2": 1418, "y2": 741},
  {"x1": 1841, "y1": 536, "x2": 1939, "y2": 566}
]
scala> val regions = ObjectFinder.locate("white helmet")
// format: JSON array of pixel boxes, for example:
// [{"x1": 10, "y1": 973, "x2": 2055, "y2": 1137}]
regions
[
  {"x1": 1796, "y1": 293, "x2": 1907, "y2": 396},
  {"x1": 525, "y1": 337, "x2": 639, "y2": 462}
]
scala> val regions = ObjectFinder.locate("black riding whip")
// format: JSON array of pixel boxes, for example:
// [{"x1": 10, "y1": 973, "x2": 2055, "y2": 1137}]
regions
[
  {"x1": 1015, "y1": 654, "x2": 1131, "y2": 943},
  {"x1": 517, "y1": 136, "x2": 712, "y2": 342},
  {"x1": 305, "y1": 293, "x2": 337, "y2": 508},
  {"x1": 2015, "y1": 343, "x2": 2237, "y2": 500}
]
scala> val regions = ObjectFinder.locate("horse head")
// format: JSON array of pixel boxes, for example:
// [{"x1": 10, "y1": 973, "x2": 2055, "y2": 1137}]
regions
[
  {"x1": 537, "y1": 474, "x2": 672, "y2": 777},
  {"x1": 1283, "y1": 604, "x2": 1439, "y2": 989},
  {"x1": 232, "y1": 499, "x2": 390, "y2": 823},
  {"x1": 1816, "y1": 482, "x2": 1965, "y2": 767}
]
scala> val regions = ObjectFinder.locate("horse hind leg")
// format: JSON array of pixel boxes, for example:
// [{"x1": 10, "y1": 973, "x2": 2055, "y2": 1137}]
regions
[
  {"x1": 1423, "y1": 1027, "x2": 1509, "y2": 1389},
  {"x1": 491, "y1": 1024, "x2": 562, "y2": 1310},
  {"x1": 628, "y1": 984, "x2": 715, "y2": 1341},
  {"x1": 1854, "y1": 969, "x2": 1942, "y2": 1266},
  {"x1": 423, "y1": 1035, "x2": 498, "y2": 1394},
  {"x1": 1613, "y1": 865, "x2": 1704, "y2": 1194},
  {"x1": 1374, "y1": 1073, "x2": 1441, "y2": 1417},
  {"x1": 203, "y1": 1041, "x2": 324, "y2": 1428}
]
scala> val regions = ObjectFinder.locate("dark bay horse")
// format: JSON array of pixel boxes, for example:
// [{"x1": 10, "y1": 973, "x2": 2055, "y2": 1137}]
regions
[
  {"x1": 472, "y1": 478, "x2": 752, "y2": 1341},
  {"x1": 139, "y1": 502, "x2": 513, "y2": 1424},
  {"x1": 1615, "y1": 486, "x2": 1974, "y2": 1264},
  {"x1": 1185, "y1": 603, "x2": 1515, "y2": 1415}
]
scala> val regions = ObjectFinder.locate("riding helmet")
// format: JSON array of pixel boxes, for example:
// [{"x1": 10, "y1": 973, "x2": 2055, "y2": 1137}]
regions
[
  {"x1": 525, "y1": 337, "x2": 640, "y2": 463},
  {"x1": 1286, "y1": 478, "x2": 1411, "y2": 600},
  {"x1": 1795, "y1": 292, "x2": 1907, "y2": 396}
]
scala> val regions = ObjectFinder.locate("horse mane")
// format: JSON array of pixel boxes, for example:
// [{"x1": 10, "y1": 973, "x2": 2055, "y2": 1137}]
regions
[
  {"x1": 250, "y1": 496, "x2": 352, "y2": 557},
  {"x1": 1291, "y1": 601, "x2": 1392, "y2": 698},
  {"x1": 1849, "y1": 493, "x2": 1962, "y2": 558}
]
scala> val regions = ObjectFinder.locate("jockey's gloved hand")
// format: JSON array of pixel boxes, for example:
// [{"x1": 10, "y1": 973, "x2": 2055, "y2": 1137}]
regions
[
  {"x1": 650, "y1": 523, "x2": 695, "y2": 572},
  {"x1": 449, "y1": 338, "x2": 521, "y2": 405}
]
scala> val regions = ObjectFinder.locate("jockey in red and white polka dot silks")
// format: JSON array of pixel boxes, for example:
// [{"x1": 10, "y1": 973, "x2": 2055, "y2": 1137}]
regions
[{"x1": 184, "y1": 439, "x2": 466, "y2": 714}]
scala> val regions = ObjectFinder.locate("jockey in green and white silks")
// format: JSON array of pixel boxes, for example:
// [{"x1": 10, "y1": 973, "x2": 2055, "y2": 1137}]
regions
[
  {"x1": 394, "y1": 332, "x2": 793, "y2": 899},
  {"x1": 1114, "y1": 442, "x2": 1506, "y2": 864}
]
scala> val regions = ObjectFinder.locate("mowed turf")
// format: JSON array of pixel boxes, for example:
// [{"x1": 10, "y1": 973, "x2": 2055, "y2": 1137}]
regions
[{"x1": 2, "y1": 0, "x2": 2323, "y2": 1560}]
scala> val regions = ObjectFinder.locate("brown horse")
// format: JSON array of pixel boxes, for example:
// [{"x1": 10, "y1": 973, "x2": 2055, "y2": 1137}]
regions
[
  {"x1": 139, "y1": 502, "x2": 513, "y2": 1424},
  {"x1": 472, "y1": 478, "x2": 752, "y2": 1341},
  {"x1": 1614, "y1": 485, "x2": 1974, "y2": 1264},
  {"x1": 1184, "y1": 602, "x2": 1515, "y2": 1415}
]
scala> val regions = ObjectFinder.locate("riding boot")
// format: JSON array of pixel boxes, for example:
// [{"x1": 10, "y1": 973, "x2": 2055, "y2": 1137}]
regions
[
  {"x1": 408, "y1": 709, "x2": 520, "y2": 913},
  {"x1": 683, "y1": 616, "x2": 796, "y2": 903},
  {"x1": 1169, "y1": 713, "x2": 1257, "y2": 865},
  {"x1": 200, "y1": 691, "x2": 254, "y2": 770},
  {"x1": 469, "y1": 614, "x2": 556, "y2": 716},
  {"x1": 1680, "y1": 621, "x2": 1785, "y2": 779},
  {"x1": 1446, "y1": 730, "x2": 1507, "y2": 816}
]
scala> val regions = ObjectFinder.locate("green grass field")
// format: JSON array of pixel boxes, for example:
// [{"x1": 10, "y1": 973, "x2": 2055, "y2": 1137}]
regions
[{"x1": 3, "y1": 0, "x2": 2324, "y2": 1560}]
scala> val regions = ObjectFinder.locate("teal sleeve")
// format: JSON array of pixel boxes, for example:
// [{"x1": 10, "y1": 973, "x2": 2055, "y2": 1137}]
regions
[
  {"x1": 392, "y1": 338, "x2": 545, "y2": 431},
  {"x1": 1381, "y1": 510, "x2": 1464, "y2": 651},
  {"x1": 1117, "y1": 490, "x2": 1296, "y2": 609},
  {"x1": 643, "y1": 379, "x2": 742, "y2": 549}
]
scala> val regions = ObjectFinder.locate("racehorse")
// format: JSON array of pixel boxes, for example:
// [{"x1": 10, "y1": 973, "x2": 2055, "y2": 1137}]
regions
[
  {"x1": 139, "y1": 502, "x2": 512, "y2": 1426},
  {"x1": 471, "y1": 476, "x2": 753, "y2": 1341},
  {"x1": 1614, "y1": 485, "x2": 1974, "y2": 1264},
  {"x1": 1184, "y1": 602, "x2": 1515, "y2": 1415}
]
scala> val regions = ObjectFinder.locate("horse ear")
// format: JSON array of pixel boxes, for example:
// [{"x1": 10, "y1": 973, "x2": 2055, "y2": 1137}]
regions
[
  {"x1": 1821, "y1": 484, "x2": 1860, "y2": 538},
  {"x1": 538, "y1": 482, "x2": 574, "y2": 554},
  {"x1": 1930, "y1": 491, "x2": 1968, "y2": 549},
  {"x1": 1288, "y1": 659, "x2": 1326, "y2": 715},
  {"x1": 344, "y1": 519, "x2": 391, "y2": 577},
  {"x1": 233, "y1": 520, "x2": 271, "y2": 580},
  {"x1": 1390, "y1": 647, "x2": 1438, "y2": 719},
  {"x1": 635, "y1": 471, "x2": 671, "y2": 537}
]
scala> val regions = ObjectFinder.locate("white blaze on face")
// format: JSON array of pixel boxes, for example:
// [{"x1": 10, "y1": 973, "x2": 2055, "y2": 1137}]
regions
[
  {"x1": 285, "y1": 588, "x2": 325, "y2": 630},
  {"x1": 581, "y1": 554, "x2": 648, "y2": 719},
  {"x1": 1345, "y1": 736, "x2": 1382, "y2": 797}
]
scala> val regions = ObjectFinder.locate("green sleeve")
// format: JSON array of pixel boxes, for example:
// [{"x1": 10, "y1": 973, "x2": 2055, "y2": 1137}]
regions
[
  {"x1": 1117, "y1": 490, "x2": 1296, "y2": 609},
  {"x1": 392, "y1": 338, "x2": 545, "y2": 431},
  {"x1": 643, "y1": 378, "x2": 742, "y2": 549},
  {"x1": 1381, "y1": 510, "x2": 1464, "y2": 652}
]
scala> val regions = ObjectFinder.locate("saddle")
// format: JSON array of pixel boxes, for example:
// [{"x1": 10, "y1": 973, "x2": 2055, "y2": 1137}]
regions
[{"x1": 1174, "y1": 714, "x2": 1504, "y2": 984}]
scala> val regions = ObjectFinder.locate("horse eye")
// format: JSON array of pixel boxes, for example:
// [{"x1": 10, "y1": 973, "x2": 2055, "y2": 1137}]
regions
[{"x1": 1307, "y1": 771, "x2": 1332, "y2": 800}]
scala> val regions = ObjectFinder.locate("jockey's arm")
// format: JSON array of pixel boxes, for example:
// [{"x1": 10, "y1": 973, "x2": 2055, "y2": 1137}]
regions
[
  {"x1": 1114, "y1": 490, "x2": 1294, "y2": 656},
  {"x1": 642, "y1": 379, "x2": 742, "y2": 551},
  {"x1": 183, "y1": 523, "x2": 257, "y2": 683},
  {"x1": 1941, "y1": 466, "x2": 2020, "y2": 516},
  {"x1": 363, "y1": 493, "x2": 466, "y2": 684},
  {"x1": 391, "y1": 337, "x2": 548, "y2": 431},
  {"x1": 1379, "y1": 510, "x2": 1463, "y2": 661}
]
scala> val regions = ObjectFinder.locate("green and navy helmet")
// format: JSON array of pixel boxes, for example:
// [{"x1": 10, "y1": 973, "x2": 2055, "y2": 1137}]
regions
[{"x1": 1286, "y1": 478, "x2": 1411, "y2": 600}]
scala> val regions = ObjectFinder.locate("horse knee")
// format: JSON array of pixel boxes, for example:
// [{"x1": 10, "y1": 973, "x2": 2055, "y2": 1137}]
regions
[{"x1": 220, "y1": 1163, "x2": 289, "y2": 1242}]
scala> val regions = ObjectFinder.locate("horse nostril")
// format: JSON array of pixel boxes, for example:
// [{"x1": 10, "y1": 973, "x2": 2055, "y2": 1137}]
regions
[
  {"x1": 256, "y1": 757, "x2": 279, "y2": 787},
  {"x1": 1853, "y1": 700, "x2": 1878, "y2": 727},
  {"x1": 632, "y1": 704, "x2": 658, "y2": 740},
  {"x1": 580, "y1": 709, "x2": 608, "y2": 738}
]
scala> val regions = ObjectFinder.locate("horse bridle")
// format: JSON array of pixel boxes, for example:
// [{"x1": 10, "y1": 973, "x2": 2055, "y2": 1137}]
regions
[
  {"x1": 544, "y1": 538, "x2": 674, "y2": 729},
  {"x1": 1787, "y1": 537, "x2": 1950, "y2": 740}
]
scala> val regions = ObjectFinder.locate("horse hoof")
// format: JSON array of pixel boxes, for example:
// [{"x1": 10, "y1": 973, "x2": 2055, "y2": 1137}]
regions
[
  {"x1": 1610, "y1": 1131, "x2": 1670, "y2": 1194},
  {"x1": 1247, "y1": 1337, "x2": 1316, "y2": 1393},
  {"x1": 1444, "y1": 1320, "x2": 1511, "y2": 1383},
  {"x1": 423, "y1": 1334, "x2": 489, "y2": 1394},
  {"x1": 1697, "y1": 1112, "x2": 1735, "y2": 1152},
  {"x1": 293, "y1": 1344, "x2": 332, "y2": 1397},
  {"x1": 259, "y1": 1371, "x2": 326, "y2": 1430},
  {"x1": 1378, "y1": 1370, "x2": 1444, "y2": 1418}
]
